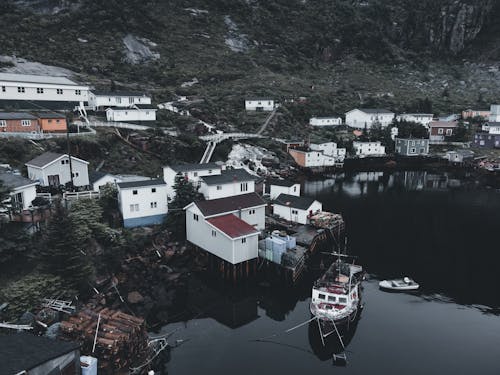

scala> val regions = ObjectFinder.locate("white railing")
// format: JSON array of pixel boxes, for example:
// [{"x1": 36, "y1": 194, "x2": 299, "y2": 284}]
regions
[{"x1": 63, "y1": 191, "x2": 100, "y2": 200}]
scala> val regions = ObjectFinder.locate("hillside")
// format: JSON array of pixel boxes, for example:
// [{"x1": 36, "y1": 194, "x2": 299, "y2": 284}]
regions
[{"x1": 1, "y1": 0, "x2": 500, "y2": 138}]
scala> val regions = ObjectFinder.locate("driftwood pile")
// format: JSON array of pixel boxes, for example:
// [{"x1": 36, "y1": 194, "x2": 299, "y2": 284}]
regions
[{"x1": 59, "y1": 306, "x2": 148, "y2": 374}]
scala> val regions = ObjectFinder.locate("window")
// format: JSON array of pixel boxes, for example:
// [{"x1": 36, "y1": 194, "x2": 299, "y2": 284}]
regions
[
  {"x1": 193, "y1": 214, "x2": 199, "y2": 221},
  {"x1": 21, "y1": 120, "x2": 31, "y2": 126},
  {"x1": 1, "y1": 86, "x2": 5, "y2": 92},
  {"x1": 420, "y1": 148, "x2": 425, "y2": 153},
  {"x1": 116, "y1": 97, "x2": 122, "y2": 104},
  {"x1": 293, "y1": 186, "x2": 297, "y2": 192},
  {"x1": 339, "y1": 297, "x2": 347, "y2": 304},
  {"x1": 211, "y1": 230, "x2": 217, "y2": 237},
  {"x1": 318, "y1": 294, "x2": 326, "y2": 300},
  {"x1": 17, "y1": 87, "x2": 25, "y2": 93},
  {"x1": 0, "y1": 120, "x2": 6, "y2": 127},
  {"x1": 146, "y1": 111, "x2": 150, "y2": 115},
  {"x1": 216, "y1": 185, "x2": 222, "y2": 190},
  {"x1": 208, "y1": 170, "x2": 212, "y2": 174},
  {"x1": 57, "y1": 89, "x2": 63, "y2": 95},
  {"x1": 410, "y1": 148, "x2": 416, "y2": 154},
  {"x1": 129, "y1": 97, "x2": 134, "y2": 104},
  {"x1": 242, "y1": 238, "x2": 247, "y2": 244},
  {"x1": 132, "y1": 190, "x2": 138, "y2": 195},
  {"x1": 240, "y1": 182, "x2": 248, "y2": 192},
  {"x1": 150, "y1": 202, "x2": 157, "y2": 208},
  {"x1": 292, "y1": 209, "x2": 298, "y2": 215},
  {"x1": 446, "y1": 129, "x2": 453, "y2": 136},
  {"x1": 130, "y1": 204, "x2": 139, "y2": 212},
  {"x1": 37, "y1": 88, "x2": 44, "y2": 94},
  {"x1": 75, "y1": 90, "x2": 81, "y2": 95},
  {"x1": 72, "y1": 172, "x2": 79, "y2": 177},
  {"x1": 194, "y1": 172, "x2": 198, "y2": 177},
  {"x1": 48, "y1": 119, "x2": 53, "y2": 123},
  {"x1": 56, "y1": 120, "x2": 60, "y2": 123},
  {"x1": 438, "y1": 128, "x2": 444, "y2": 135},
  {"x1": 328, "y1": 296, "x2": 336, "y2": 302}
]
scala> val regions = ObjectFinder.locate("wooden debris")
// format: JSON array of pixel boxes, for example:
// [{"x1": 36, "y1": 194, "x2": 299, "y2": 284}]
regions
[
  {"x1": 0, "y1": 322, "x2": 33, "y2": 330},
  {"x1": 59, "y1": 306, "x2": 149, "y2": 374}
]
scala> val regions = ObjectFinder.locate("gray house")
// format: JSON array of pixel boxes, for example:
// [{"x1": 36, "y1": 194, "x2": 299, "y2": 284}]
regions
[{"x1": 395, "y1": 138, "x2": 429, "y2": 156}]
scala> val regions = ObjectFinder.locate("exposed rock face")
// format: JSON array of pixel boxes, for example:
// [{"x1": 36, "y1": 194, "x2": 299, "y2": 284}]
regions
[{"x1": 430, "y1": 1, "x2": 493, "y2": 54}]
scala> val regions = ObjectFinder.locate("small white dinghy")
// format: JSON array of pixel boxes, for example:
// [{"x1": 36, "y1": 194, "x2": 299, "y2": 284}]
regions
[{"x1": 379, "y1": 277, "x2": 419, "y2": 291}]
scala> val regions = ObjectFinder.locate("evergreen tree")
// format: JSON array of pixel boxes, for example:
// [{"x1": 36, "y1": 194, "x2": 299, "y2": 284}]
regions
[
  {"x1": 164, "y1": 173, "x2": 204, "y2": 239},
  {"x1": 38, "y1": 201, "x2": 94, "y2": 289}
]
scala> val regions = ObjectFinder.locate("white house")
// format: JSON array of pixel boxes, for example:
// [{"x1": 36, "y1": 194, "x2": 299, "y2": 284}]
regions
[
  {"x1": 489, "y1": 105, "x2": 500, "y2": 122},
  {"x1": 89, "y1": 171, "x2": 149, "y2": 191},
  {"x1": 488, "y1": 123, "x2": 500, "y2": 135},
  {"x1": 289, "y1": 149, "x2": 339, "y2": 168},
  {"x1": 184, "y1": 193, "x2": 267, "y2": 264},
  {"x1": 264, "y1": 179, "x2": 300, "y2": 200},
  {"x1": 0, "y1": 73, "x2": 89, "y2": 104},
  {"x1": 163, "y1": 162, "x2": 223, "y2": 199},
  {"x1": 352, "y1": 141, "x2": 386, "y2": 157},
  {"x1": 0, "y1": 169, "x2": 39, "y2": 211},
  {"x1": 309, "y1": 116, "x2": 342, "y2": 127},
  {"x1": 26, "y1": 152, "x2": 89, "y2": 187},
  {"x1": 273, "y1": 193, "x2": 323, "y2": 225},
  {"x1": 395, "y1": 113, "x2": 434, "y2": 128},
  {"x1": 345, "y1": 108, "x2": 395, "y2": 129},
  {"x1": 199, "y1": 168, "x2": 258, "y2": 200},
  {"x1": 88, "y1": 91, "x2": 152, "y2": 111},
  {"x1": 105, "y1": 106, "x2": 157, "y2": 122},
  {"x1": 309, "y1": 142, "x2": 346, "y2": 161},
  {"x1": 117, "y1": 179, "x2": 168, "y2": 228},
  {"x1": 245, "y1": 98, "x2": 274, "y2": 111},
  {"x1": 445, "y1": 150, "x2": 474, "y2": 163}
]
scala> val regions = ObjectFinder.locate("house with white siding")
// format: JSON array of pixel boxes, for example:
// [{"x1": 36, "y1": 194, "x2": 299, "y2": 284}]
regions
[
  {"x1": 163, "y1": 162, "x2": 223, "y2": 199},
  {"x1": 345, "y1": 108, "x2": 395, "y2": 129},
  {"x1": 105, "y1": 105, "x2": 157, "y2": 122},
  {"x1": 309, "y1": 142, "x2": 346, "y2": 160},
  {"x1": 89, "y1": 171, "x2": 149, "y2": 191},
  {"x1": 245, "y1": 98, "x2": 274, "y2": 111},
  {"x1": 0, "y1": 73, "x2": 90, "y2": 105},
  {"x1": 199, "y1": 168, "x2": 258, "y2": 200},
  {"x1": 88, "y1": 91, "x2": 151, "y2": 111},
  {"x1": 395, "y1": 113, "x2": 434, "y2": 128},
  {"x1": 264, "y1": 179, "x2": 300, "y2": 200},
  {"x1": 117, "y1": 179, "x2": 168, "y2": 228},
  {"x1": 489, "y1": 104, "x2": 500, "y2": 122},
  {"x1": 352, "y1": 141, "x2": 386, "y2": 157},
  {"x1": 184, "y1": 193, "x2": 266, "y2": 265},
  {"x1": 26, "y1": 152, "x2": 89, "y2": 187},
  {"x1": 309, "y1": 116, "x2": 342, "y2": 127},
  {"x1": 272, "y1": 193, "x2": 322, "y2": 225},
  {"x1": 0, "y1": 169, "x2": 39, "y2": 211}
]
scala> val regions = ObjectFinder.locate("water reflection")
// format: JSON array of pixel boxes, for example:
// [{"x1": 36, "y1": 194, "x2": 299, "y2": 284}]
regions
[{"x1": 303, "y1": 170, "x2": 466, "y2": 197}]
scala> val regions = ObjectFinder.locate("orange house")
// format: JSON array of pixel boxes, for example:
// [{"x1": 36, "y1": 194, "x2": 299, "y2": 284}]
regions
[{"x1": 37, "y1": 113, "x2": 67, "y2": 133}]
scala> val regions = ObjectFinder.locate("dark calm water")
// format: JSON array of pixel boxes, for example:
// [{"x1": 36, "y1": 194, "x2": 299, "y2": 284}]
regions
[{"x1": 159, "y1": 171, "x2": 500, "y2": 375}]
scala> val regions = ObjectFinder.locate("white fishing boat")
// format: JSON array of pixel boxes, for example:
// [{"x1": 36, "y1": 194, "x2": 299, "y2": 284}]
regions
[
  {"x1": 310, "y1": 253, "x2": 364, "y2": 327},
  {"x1": 379, "y1": 277, "x2": 419, "y2": 291}
]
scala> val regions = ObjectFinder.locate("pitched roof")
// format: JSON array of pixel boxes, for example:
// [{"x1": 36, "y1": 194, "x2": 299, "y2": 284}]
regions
[
  {"x1": 246, "y1": 98, "x2": 273, "y2": 101},
  {"x1": 0, "y1": 333, "x2": 80, "y2": 374},
  {"x1": 193, "y1": 192, "x2": 266, "y2": 217},
  {"x1": 92, "y1": 90, "x2": 149, "y2": 97},
  {"x1": 35, "y1": 112, "x2": 66, "y2": 119},
  {"x1": 169, "y1": 162, "x2": 221, "y2": 173},
  {"x1": 106, "y1": 105, "x2": 156, "y2": 111},
  {"x1": 274, "y1": 193, "x2": 318, "y2": 210},
  {"x1": 207, "y1": 214, "x2": 259, "y2": 239},
  {"x1": 201, "y1": 169, "x2": 258, "y2": 185},
  {"x1": 0, "y1": 72, "x2": 80, "y2": 86},
  {"x1": 429, "y1": 121, "x2": 458, "y2": 127},
  {"x1": 89, "y1": 170, "x2": 108, "y2": 184},
  {"x1": 267, "y1": 178, "x2": 296, "y2": 187},
  {"x1": 25, "y1": 152, "x2": 88, "y2": 168},
  {"x1": 117, "y1": 178, "x2": 166, "y2": 189},
  {"x1": 356, "y1": 108, "x2": 394, "y2": 114},
  {"x1": 0, "y1": 112, "x2": 37, "y2": 120},
  {"x1": 0, "y1": 170, "x2": 38, "y2": 189}
]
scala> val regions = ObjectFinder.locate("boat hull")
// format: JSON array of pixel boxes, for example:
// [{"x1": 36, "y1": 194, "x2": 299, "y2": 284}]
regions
[{"x1": 379, "y1": 280, "x2": 419, "y2": 291}]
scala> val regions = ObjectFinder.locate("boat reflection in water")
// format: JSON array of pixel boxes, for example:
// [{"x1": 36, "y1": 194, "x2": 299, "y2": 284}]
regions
[{"x1": 308, "y1": 307, "x2": 362, "y2": 364}]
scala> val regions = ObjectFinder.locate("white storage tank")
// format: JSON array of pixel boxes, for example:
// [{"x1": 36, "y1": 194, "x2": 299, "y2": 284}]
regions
[{"x1": 81, "y1": 356, "x2": 98, "y2": 375}]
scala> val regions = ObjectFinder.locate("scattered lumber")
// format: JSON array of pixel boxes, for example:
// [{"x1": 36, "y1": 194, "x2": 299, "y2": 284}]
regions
[{"x1": 59, "y1": 305, "x2": 149, "y2": 374}]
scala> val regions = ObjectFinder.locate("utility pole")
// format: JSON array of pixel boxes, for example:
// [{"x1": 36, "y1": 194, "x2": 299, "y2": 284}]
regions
[{"x1": 66, "y1": 111, "x2": 74, "y2": 191}]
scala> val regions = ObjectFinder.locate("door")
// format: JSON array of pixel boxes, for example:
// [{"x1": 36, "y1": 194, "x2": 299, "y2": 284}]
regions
[{"x1": 48, "y1": 174, "x2": 60, "y2": 187}]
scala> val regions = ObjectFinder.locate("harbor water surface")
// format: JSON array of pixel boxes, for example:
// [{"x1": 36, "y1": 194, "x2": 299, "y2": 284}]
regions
[{"x1": 160, "y1": 170, "x2": 500, "y2": 374}]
